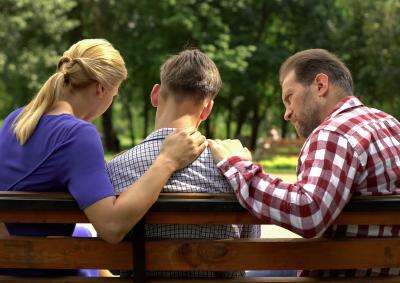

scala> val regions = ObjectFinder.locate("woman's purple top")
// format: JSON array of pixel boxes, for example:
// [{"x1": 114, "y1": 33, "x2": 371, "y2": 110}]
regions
[{"x1": 0, "y1": 108, "x2": 115, "y2": 236}]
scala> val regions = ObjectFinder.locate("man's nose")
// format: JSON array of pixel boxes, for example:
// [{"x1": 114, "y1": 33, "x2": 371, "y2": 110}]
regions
[{"x1": 284, "y1": 108, "x2": 292, "y2": 121}]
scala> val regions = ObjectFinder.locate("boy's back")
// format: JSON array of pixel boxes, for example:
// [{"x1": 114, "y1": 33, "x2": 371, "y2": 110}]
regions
[{"x1": 106, "y1": 128, "x2": 260, "y2": 278}]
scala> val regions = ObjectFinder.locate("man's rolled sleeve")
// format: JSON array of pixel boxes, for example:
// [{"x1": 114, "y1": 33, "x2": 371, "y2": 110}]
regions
[{"x1": 217, "y1": 130, "x2": 359, "y2": 238}]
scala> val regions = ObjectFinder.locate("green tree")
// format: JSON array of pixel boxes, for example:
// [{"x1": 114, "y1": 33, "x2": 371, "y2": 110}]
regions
[{"x1": 0, "y1": 0, "x2": 77, "y2": 116}]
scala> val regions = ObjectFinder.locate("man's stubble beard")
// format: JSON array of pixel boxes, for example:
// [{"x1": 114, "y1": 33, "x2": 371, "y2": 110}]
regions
[{"x1": 296, "y1": 89, "x2": 322, "y2": 139}]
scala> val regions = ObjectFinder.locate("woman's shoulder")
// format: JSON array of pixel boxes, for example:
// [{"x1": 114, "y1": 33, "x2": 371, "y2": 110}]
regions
[
  {"x1": 42, "y1": 114, "x2": 98, "y2": 135},
  {"x1": 2, "y1": 108, "x2": 24, "y2": 126},
  {"x1": 26, "y1": 114, "x2": 102, "y2": 153}
]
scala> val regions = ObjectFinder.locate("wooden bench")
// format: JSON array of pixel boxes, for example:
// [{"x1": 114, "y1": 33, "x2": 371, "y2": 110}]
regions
[{"x1": 0, "y1": 191, "x2": 399, "y2": 282}]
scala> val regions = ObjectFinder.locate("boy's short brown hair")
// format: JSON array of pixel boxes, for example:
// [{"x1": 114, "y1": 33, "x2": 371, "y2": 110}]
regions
[{"x1": 160, "y1": 49, "x2": 221, "y2": 103}]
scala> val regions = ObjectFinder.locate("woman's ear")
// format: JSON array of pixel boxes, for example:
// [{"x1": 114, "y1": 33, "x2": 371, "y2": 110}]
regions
[{"x1": 96, "y1": 83, "x2": 105, "y2": 97}]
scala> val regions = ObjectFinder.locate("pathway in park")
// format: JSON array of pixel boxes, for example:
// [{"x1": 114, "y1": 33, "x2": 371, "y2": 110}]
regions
[{"x1": 261, "y1": 171, "x2": 300, "y2": 238}]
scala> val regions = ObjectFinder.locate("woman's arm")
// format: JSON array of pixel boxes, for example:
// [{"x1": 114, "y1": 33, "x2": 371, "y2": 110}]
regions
[{"x1": 84, "y1": 128, "x2": 207, "y2": 243}]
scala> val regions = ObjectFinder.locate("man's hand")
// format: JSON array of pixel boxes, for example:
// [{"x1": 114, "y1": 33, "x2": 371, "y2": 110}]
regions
[{"x1": 208, "y1": 139, "x2": 252, "y2": 164}]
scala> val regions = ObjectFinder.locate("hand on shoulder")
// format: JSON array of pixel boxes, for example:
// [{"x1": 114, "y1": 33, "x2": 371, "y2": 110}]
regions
[
  {"x1": 159, "y1": 128, "x2": 207, "y2": 170},
  {"x1": 208, "y1": 139, "x2": 252, "y2": 164}
]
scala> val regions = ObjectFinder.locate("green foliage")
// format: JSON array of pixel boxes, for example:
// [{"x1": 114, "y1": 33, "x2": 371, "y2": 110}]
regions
[
  {"x1": 0, "y1": 0, "x2": 399, "y2": 150},
  {"x1": 334, "y1": 0, "x2": 400, "y2": 116},
  {"x1": 0, "y1": 0, "x2": 78, "y2": 115}
]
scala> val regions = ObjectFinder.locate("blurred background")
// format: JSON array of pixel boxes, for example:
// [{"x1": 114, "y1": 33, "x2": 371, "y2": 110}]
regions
[{"x1": 1, "y1": 0, "x2": 399, "y2": 171}]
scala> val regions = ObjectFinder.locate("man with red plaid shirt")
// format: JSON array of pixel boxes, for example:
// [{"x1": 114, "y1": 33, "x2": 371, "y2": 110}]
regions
[{"x1": 209, "y1": 49, "x2": 400, "y2": 277}]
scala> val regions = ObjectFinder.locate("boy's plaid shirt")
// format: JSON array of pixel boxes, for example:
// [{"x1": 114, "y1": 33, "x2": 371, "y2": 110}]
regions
[{"x1": 106, "y1": 128, "x2": 260, "y2": 278}]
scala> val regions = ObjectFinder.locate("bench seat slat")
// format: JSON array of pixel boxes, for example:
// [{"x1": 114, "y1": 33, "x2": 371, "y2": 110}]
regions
[
  {"x1": 0, "y1": 277, "x2": 399, "y2": 283},
  {"x1": 0, "y1": 237, "x2": 399, "y2": 271},
  {"x1": 0, "y1": 277, "x2": 131, "y2": 283},
  {"x1": 0, "y1": 237, "x2": 132, "y2": 269},
  {"x1": 147, "y1": 238, "x2": 400, "y2": 271}
]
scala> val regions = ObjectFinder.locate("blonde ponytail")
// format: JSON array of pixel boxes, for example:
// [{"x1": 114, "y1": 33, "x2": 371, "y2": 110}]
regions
[
  {"x1": 12, "y1": 38, "x2": 127, "y2": 145},
  {"x1": 13, "y1": 72, "x2": 65, "y2": 144}
]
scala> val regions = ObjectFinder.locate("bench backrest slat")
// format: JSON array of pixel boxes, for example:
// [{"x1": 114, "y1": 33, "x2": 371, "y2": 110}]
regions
[
  {"x1": 1, "y1": 192, "x2": 400, "y2": 225},
  {"x1": 2, "y1": 210, "x2": 400, "y2": 225}
]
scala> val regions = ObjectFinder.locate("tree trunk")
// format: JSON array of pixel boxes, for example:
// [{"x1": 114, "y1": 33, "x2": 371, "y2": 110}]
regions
[
  {"x1": 123, "y1": 101, "x2": 135, "y2": 146},
  {"x1": 250, "y1": 107, "x2": 262, "y2": 151},
  {"x1": 102, "y1": 106, "x2": 120, "y2": 152},
  {"x1": 225, "y1": 100, "x2": 232, "y2": 138},
  {"x1": 235, "y1": 108, "x2": 247, "y2": 138},
  {"x1": 89, "y1": 2, "x2": 120, "y2": 152}
]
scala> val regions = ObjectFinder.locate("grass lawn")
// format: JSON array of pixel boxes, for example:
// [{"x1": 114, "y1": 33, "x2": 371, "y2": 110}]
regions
[{"x1": 259, "y1": 170, "x2": 299, "y2": 238}]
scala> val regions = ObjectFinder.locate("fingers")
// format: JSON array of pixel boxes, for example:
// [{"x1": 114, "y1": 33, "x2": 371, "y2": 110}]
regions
[
  {"x1": 207, "y1": 138, "x2": 252, "y2": 162},
  {"x1": 173, "y1": 128, "x2": 205, "y2": 145},
  {"x1": 197, "y1": 139, "x2": 208, "y2": 154},
  {"x1": 191, "y1": 131, "x2": 207, "y2": 147},
  {"x1": 175, "y1": 127, "x2": 197, "y2": 134},
  {"x1": 207, "y1": 139, "x2": 223, "y2": 151},
  {"x1": 207, "y1": 139, "x2": 217, "y2": 148},
  {"x1": 174, "y1": 128, "x2": 207, "y2": 148},
  {"x1": 243, "y1": 147, "x2": 252, "y2": 161},
  {"x1": 161, "y1": 128, "x2": 208, "y2": 170}
]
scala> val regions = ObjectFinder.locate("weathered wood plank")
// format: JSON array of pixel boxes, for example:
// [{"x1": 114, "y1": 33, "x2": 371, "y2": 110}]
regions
[
  {"x1": 0, "y1": 210, "x2": 88, "y2": 223},
  {"x1": 1, "y1": 209, "x2": 400, "y2": 225},
  {"x1": 0, "y1": 192, "x2": 399, "y2": 282},
  {"x1": 145, "y1": 238, "x2": 400, "y2": 271},
  {"x1": 1, "y1": 192, "x2": 400, "y2": 213},
  {"x1": 0, "y1": 237, "x2": 132, "y2": 269},
  {"x1": 333, "y1": 211, "x2": 400, "y2": 225},
  {"x1": 0, "y1": 237, "x2": 399, "y2": 271},
  {"x1": 0, "y1": 276, "x2": 399, "y2": 283},
  {"x1": 0, "y1": 277, "x2": 131, "y2": 283}
]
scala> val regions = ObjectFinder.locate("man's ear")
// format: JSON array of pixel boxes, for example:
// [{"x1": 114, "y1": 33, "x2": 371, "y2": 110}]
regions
[
  {"x1": 199, "y1": 99, "x2": 214, "y2": 121},
  {"x1": 150, "y1": 84, "x2": 161, "y2": 107},
  {"x1": 314, "y1": 73, "x2": 329, "y2": 97}
]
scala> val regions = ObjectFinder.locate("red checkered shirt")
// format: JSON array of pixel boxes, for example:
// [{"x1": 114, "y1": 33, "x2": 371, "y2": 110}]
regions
[{"x1": 217, "y1": 96, "x2": 400, "y2": 277}]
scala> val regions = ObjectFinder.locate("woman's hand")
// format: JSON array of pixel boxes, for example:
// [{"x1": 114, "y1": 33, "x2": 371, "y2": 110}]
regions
[
  {"x1": 208, "y1": 139, "x2": 252, "y2": 164},
  {"x1": 159, "y1": 128, "x2": 207, "y2": 171}
]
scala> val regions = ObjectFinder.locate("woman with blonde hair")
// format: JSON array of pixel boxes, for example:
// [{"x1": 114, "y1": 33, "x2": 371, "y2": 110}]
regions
[{"x1": 0, "y1": 39, "x2": 206, "y2": 275}]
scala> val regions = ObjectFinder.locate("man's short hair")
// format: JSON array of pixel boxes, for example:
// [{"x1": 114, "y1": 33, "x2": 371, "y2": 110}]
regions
[
  {"x1": 160, "y1": 49, "x2": 221, "y2": 103},
  {"x1": 279, "y1": 49, "x2": 353, "y2": 95}
]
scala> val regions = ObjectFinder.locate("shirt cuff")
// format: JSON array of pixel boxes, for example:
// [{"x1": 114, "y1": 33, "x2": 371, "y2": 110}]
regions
[
  {"x1": 216, "y1": 157, "x2": 229, "y2": 168},
  {"x1": 216, "y1": 156, "x2": 243, "y2": 174}
]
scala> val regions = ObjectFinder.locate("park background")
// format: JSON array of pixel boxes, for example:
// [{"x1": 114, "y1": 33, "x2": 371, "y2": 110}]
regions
[{"x1": 1, "y1": 0, "x2": 399, "y2": 237}]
